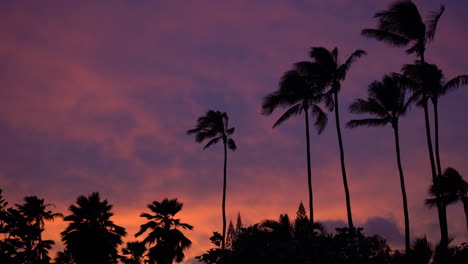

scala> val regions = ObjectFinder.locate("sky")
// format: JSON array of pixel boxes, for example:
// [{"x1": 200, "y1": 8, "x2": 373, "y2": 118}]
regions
[{"x1": 1, "y1": 0, "x2": 468, "y2": 262}]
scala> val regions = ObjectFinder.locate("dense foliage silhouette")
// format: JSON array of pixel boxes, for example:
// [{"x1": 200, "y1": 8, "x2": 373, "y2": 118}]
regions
[
  {"x1": 61, "y1": 192, "x2": 127, "y2": 264},
  {"x1": 0, "y1": 190, "x2": 60, "y2": 264}
]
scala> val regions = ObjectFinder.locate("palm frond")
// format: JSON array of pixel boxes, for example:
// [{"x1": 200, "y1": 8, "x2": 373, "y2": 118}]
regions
[
  {"x1": 323, "y1": 91, "x2": 335, "y2": 111},
  {"x1": 311, "y1": 105, "x2": 328, "y2": 134},
  {"x1": 261, "y1": 91, "x2": 282, "y2": 115},
  {"x1": 272, "y1": 103, "x2": 302, "y2": 128},
  {"x1": 426, "y1": 5, "x2": 445, "y2": 42},
  {"x1": 349, "y1": 98, "x2": 388, "y2": 118},
  {"x1": 441, "y1": 75, "x2": 468, "y2": 96},
  {"x1": 203, "y1": 136, "x2": 223, "y2": 150},
  {"x1": 336, "y1": 49, "x2": 367, "y2": 80},
  {"x1": 347, "y1": 118, "x2": 388, "y2": 129},
  {"x1": 361, "y1": 29, "x2": 409, "y2": 46},
  {"x1": 227, "y1": 138, "x2": 237, "y2": 151},
  {"x1": 374, "y1": 0, "x2": 425, "y2": 40}
]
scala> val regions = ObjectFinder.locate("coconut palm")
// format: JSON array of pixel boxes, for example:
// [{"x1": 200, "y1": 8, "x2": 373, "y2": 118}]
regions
[
  {"x1": 362, "y1": 0, "x2": 448, "y2": 250},
  {"x1": 16, "y1": 196, "x2": 61, "y2": 263},
  {"x1": 261, "y1": 61, "x2": 328, "y2": 223},
  {"x1": 61, "y1": 192, "x2": 126, "y2": 264},
  {"x1": 426, "y1": 168, "x2": 468, "y2": 232},
  {"x1": 135, "y1": 198, "x2": 193, "y2": 264},
  {"x1": 347, "y1": 74, "x2": 413, "y2": 251},
  {"x1": 187, "y1": 110, "x2": 236, "y2": 249},
  {"x1": 16, "y1": 196, "x2": 62, "y2": 234},
  {"x1": 361, "y1": 0, "x2": 444, "y2": 63},
  {"x1": 403, "y1": 63, "x2": 468, "y2": 176},
  {"x1": 309, "y1": 47, "x2": 366, "y2": 229}
]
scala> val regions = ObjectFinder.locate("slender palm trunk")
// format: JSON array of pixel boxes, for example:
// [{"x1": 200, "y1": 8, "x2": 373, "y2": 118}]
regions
[
  {"x1": 393, "y1": 124, "x2": 410, "y2": 252},
  {"x1": 423, "y1": 103, "x2": 449, "y2": 249},
  {"x1": 222, "y1": 141, "x2": 227, "y2": 250},
  {"x1": 463, "y1": 197, "x2": 468, "y2": 233},
  {"x1": 334, "y1": 92, "x2": 353, "y2": 229},
  {"x1": 304, "y1": 108, "x2": 314, "y2": 223},
  {"x1": 433, "y1": 102, "x2": 442, "y2": 176},
  {"x1": 420, "y1": 54, "x2": 449, "y2": 260}
]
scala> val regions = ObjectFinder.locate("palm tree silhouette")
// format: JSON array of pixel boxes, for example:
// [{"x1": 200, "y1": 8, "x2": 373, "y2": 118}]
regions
[
  {"x1": 135, "y1": 198, "x2": 193, "y2": 264},
  {"x1": 16, "y1": 196, "x2": 61, "y2": 263},
  {"x1": 309, "y1": 47, "x2": 366, "y2": 229},
  {"x1": 262, "y1": 61, "x2": 328, "y2": 223},
  {"x1": 347, "y1": 74, "x2": 413, "y2": 252},
  {"x1": 403, "y1": 63, "x2": 468, "y2": 175},
  {"x1": 426, "y1": 168, "x2": 468, "y2": 232},
  {"x1": 61, "y1": 192, "x2": 126, "y2": 264},
  {"x1": 187, "y1": 110, "x2": 236, "y2": 249},
  {"x1": 361, "y1": 0, "x2": 449, "y2": 252},
  {"x1": 16, "y1": 196, "x2": 62, "y2": 234}
]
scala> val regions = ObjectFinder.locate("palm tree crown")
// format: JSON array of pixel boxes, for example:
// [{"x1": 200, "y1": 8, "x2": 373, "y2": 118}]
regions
[
  {"x1": 309, "y1": 47, "x2": 366, "y2": 101},
  {"x1": 136, "y1": 198, "x2": 193, "y2": 264},
  {"x1": 262, "y1": 61, "x2": 328, "y2": 131},
  {"x1": 362, "y1": 0, "x2": 444, "y2": 61},
  {"x1": 187, "y1": 110, "x2": 236, "y2": 151},
  {"x1": 61, "y1": 192, "x2": 126, "y2": 264},
  {"x1": 348, "y1": 74, "x2": 412, "y2": 128},
  {"x1": 403, "y1": 62, "x2": 468, "y2": 106},
  {"x1": 16, "y1": 196, "x2": 62, "y2": 230}
]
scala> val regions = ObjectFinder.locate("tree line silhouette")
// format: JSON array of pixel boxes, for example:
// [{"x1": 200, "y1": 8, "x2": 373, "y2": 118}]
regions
[
  {"x1": 0, "y1": 190, "x2": 192, "y2": 264},
  {"x1": 1, "y1": 1, "x2": 468, "y2": 263}
]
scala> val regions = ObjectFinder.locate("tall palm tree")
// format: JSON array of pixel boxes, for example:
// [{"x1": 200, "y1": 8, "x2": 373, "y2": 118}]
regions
[
  {"x1": 426, "y1": 168, "x2": 468, "y2": 232},
  {"x1": 135, "y1": 198, "x2": 193, "y2": 264},
  {"x1": 347, "y1": 74, "x2": 413, "y2": 252},
  {"x1": 361, "y1": 1, "x2": 449, "y2": 250},
  {"x1": 403, "y1": 63, "x2": 468, "y2": 175},
  {"x1": 61, "y1": 192, "x2": 126, "y2": 264},
  {"x1": 309, "y1": 47, "x2": 366, "y2": 229},
  {"x1": 262, "y1": 61, "x2": 328, "y2": 223},
  {"x1": 187, "y1": 110, "x2": 236, "y2": 249}
]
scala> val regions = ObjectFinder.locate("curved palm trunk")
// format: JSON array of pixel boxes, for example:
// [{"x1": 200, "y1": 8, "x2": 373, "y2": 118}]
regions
[
  {"x1": 433, "y1": 102, "x2": 442, "y2": 177},
  {"x1": 423, "y1": 103, "x2": 449, "y2": 249},
  {"x1": 304, "y1": 108, "x2": 314, "y2": 223},
  {"x1": 334, "y1": 92, "x2": 354, "y2": 229},
  {"x1": 222, "y1": 141, "x2": 227, "y2": 249},
  {"x1": 393, "y1": 124, "x2": 410, "y2": 252}
]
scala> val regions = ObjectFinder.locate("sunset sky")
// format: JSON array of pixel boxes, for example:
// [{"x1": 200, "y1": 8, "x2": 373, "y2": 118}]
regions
[{"x1": 1, "y1": 0, "x2": 468, "y2": 262}]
